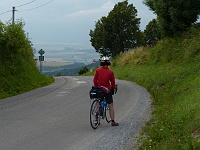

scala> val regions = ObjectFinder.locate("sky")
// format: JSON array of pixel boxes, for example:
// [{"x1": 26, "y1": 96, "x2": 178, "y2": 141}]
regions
[{"x1": 0, "y1": 0, "x2": 156, "y2": 51}]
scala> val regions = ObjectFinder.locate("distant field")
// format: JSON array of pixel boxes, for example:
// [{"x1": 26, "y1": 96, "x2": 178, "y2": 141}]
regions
[{"x1": 37, "y1": 61, "x2": 72, "y2": 67}]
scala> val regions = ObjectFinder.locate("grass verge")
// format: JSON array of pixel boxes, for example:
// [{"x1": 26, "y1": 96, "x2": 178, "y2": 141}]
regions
[
  {"x1": 113, "y1": 59, "x2": 200, "y2": 149},
  {"x1": 0, "y1": 56, "x2": 54, "y2": 99},
  {"x1": 87, "y1": 26, "x2": 200, "y2": 149}
]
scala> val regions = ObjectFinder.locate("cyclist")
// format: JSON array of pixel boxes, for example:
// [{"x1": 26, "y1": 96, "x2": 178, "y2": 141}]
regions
[{"x1": 93, "y1": 56, "x2": 119, "y2": 126}]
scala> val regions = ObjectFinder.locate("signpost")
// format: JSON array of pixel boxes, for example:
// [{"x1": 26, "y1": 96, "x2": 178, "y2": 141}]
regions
[{"x1": 38, "y1": 49, "x2": 45, "y2": 74}]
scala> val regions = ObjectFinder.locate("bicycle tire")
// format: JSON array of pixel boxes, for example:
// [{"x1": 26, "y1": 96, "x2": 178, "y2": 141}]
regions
[
  {"x1": 90, "y1": 99, "x2": 100, "y2": 129},
  {"x1": 104, "y1": 105, "x2": 111, "y2": 123}
]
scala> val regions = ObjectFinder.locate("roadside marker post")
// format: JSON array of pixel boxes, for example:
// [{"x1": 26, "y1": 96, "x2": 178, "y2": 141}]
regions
[{"x1": 38, "y1": 49, "x2": 45, "y2": 74}]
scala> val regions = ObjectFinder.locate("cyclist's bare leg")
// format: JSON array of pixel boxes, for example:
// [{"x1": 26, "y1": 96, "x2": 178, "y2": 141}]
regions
[
  {"x1": 108, "y1": 103, "x2": 119, "y2": 126},
  {"x1": 108, "y1": 103, "x2": 115, "y2": 121}
]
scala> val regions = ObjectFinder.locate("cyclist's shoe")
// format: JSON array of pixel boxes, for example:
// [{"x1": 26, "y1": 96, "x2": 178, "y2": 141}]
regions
[{"x1": 111, "y1": 121, "x2": 119, "y2": 126}]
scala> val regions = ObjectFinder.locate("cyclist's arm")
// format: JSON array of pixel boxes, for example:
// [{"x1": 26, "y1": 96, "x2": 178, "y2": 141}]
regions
[
  {"x1": 93, "y1": 70, "x2": 98, "y2": 87},
  {"x1": 110, "y1": 71, "x2": 116, "y2": 89}
]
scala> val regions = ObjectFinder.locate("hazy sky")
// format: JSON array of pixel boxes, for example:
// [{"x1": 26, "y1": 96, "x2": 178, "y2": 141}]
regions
[{"x1": 0, "y1": 0, "x2": 156, "y2": 50}]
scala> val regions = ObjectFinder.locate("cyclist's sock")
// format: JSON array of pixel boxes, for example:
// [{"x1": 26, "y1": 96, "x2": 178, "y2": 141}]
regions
[{"x1": 111, "y1": 120, "x2": 115, "y2": 122}]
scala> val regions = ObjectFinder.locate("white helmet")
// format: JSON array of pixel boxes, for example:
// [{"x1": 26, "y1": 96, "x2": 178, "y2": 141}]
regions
[
  {"x1": 101, "y1": 56, "x2": 110, "y2": 62},
  {"x1": 100, "y1": 56, "x2": 111, "y2": 66}
]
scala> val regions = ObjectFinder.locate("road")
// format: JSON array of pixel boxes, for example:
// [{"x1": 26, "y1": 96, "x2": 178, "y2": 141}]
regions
[{"x1": 0, "y1": 76, "x2": 151, "y2": 150}]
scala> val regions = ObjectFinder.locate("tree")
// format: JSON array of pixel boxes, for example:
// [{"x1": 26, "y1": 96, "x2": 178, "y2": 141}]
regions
[
  {"x1": 78, "y1": 66, "x2": 89, "y2": 75},
  {"x1": 0, "y1": 20, "x2": 33, "y2": 61},
  {"x1": 143, "y1": 0, "x2": 200, "y2": 37},
  {"x1": 144, "y1": 19, "x2": 161, "y2": 46},
  {"x1": 89, "y1": 0, "x2": 141, "y2": 58}
]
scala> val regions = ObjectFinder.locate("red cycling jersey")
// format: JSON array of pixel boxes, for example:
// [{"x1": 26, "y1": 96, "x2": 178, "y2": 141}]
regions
[{"x1": 93, "y1": 66, "x2": 116, "y2": 90}]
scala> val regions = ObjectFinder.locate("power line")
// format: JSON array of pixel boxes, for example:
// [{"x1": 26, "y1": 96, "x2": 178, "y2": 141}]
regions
[
  {"x1": 0, "y1": 0, "x2": 54, "y2": 24},
  {"x1": 0, "y1": 0, "x2": 54, "y2": 16},
  {"x1": 15, "y1": 0, "x2": 38, "y2": 8},
  {"x1": 0, "y1": 0, "x2": 37, "y2": 16},
  {"x1": 0, "y1": 10, "x2": 11, "y2": 16},
  {"x1": 18, "y1": 0, "x2": 54, "y2": 12}
]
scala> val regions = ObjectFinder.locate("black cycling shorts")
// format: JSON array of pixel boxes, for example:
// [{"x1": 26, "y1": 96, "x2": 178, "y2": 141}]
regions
[{"x1": 104, "y1": 91, "x2": 113, "y2": 104}]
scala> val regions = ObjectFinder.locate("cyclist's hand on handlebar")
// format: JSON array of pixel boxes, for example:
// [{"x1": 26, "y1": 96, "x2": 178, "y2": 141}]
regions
[
  {"x1": 114, "y1": 89, "x2": 117, "y2": 94},
  {"x1": 114, "y1": 84, "x2": 118, "y2": 94}
]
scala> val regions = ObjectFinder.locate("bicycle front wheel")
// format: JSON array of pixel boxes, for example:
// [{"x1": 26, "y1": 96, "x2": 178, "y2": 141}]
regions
[{"x1": 90, "y1": 99, "x2": 100, "y2": 129}]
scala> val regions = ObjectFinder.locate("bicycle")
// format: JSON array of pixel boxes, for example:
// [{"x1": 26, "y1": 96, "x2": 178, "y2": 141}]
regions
[{"x1": 89, "y1": 86, "x2": 111, "y2": 129}]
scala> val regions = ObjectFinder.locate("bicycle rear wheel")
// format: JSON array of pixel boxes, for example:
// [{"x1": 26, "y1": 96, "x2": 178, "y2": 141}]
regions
[
  {"x1": 104, "y1": 105, "x2": 111, "y2": 123},
  {"x1": 90, "y1": 99, "x2": 100, "y2": 129}
]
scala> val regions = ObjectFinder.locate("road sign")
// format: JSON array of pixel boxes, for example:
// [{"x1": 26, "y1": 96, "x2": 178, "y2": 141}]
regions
[
  {"x1": 38, "y1": 49, "x2": 45, "y2": 55},
  {"x1": 39, "y1": 56, "x2": 44, "y2": 61},
  {"x1": 38, "y1": 49, "x2": 45, "y2": 74}
]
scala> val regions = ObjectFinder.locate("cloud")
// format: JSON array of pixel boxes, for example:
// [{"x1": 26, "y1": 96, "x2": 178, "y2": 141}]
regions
[{"x1": 60, "y1": 1, "x2": 115, "y2": 22}]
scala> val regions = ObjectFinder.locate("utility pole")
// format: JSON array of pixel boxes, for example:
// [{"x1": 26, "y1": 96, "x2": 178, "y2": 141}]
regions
[{"x1": 12, "y1": 7, "x2": 16, "y2": 25}]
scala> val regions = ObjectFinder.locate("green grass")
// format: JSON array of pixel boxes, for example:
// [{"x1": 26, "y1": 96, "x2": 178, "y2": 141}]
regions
[
  {"x1": 110, "y1": 25, "x2": 200, "y2": 149},
  {"x1": 112, "y1": 62, "x2": 199, "y2": 149},
  {"x1": 0, "y1": 55, "x2": 54, "y2": 99}
]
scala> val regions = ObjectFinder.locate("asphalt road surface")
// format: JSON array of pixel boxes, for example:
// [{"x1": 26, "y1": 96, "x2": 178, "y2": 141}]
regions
[{"x1": 0, "y1": 76, "x2": 151, "y2": 150}]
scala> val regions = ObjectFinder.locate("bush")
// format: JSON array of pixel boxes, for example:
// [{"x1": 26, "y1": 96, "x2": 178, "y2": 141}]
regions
[{"x1": 78, "y1": 66, "x2": 89, "y2": 75}]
